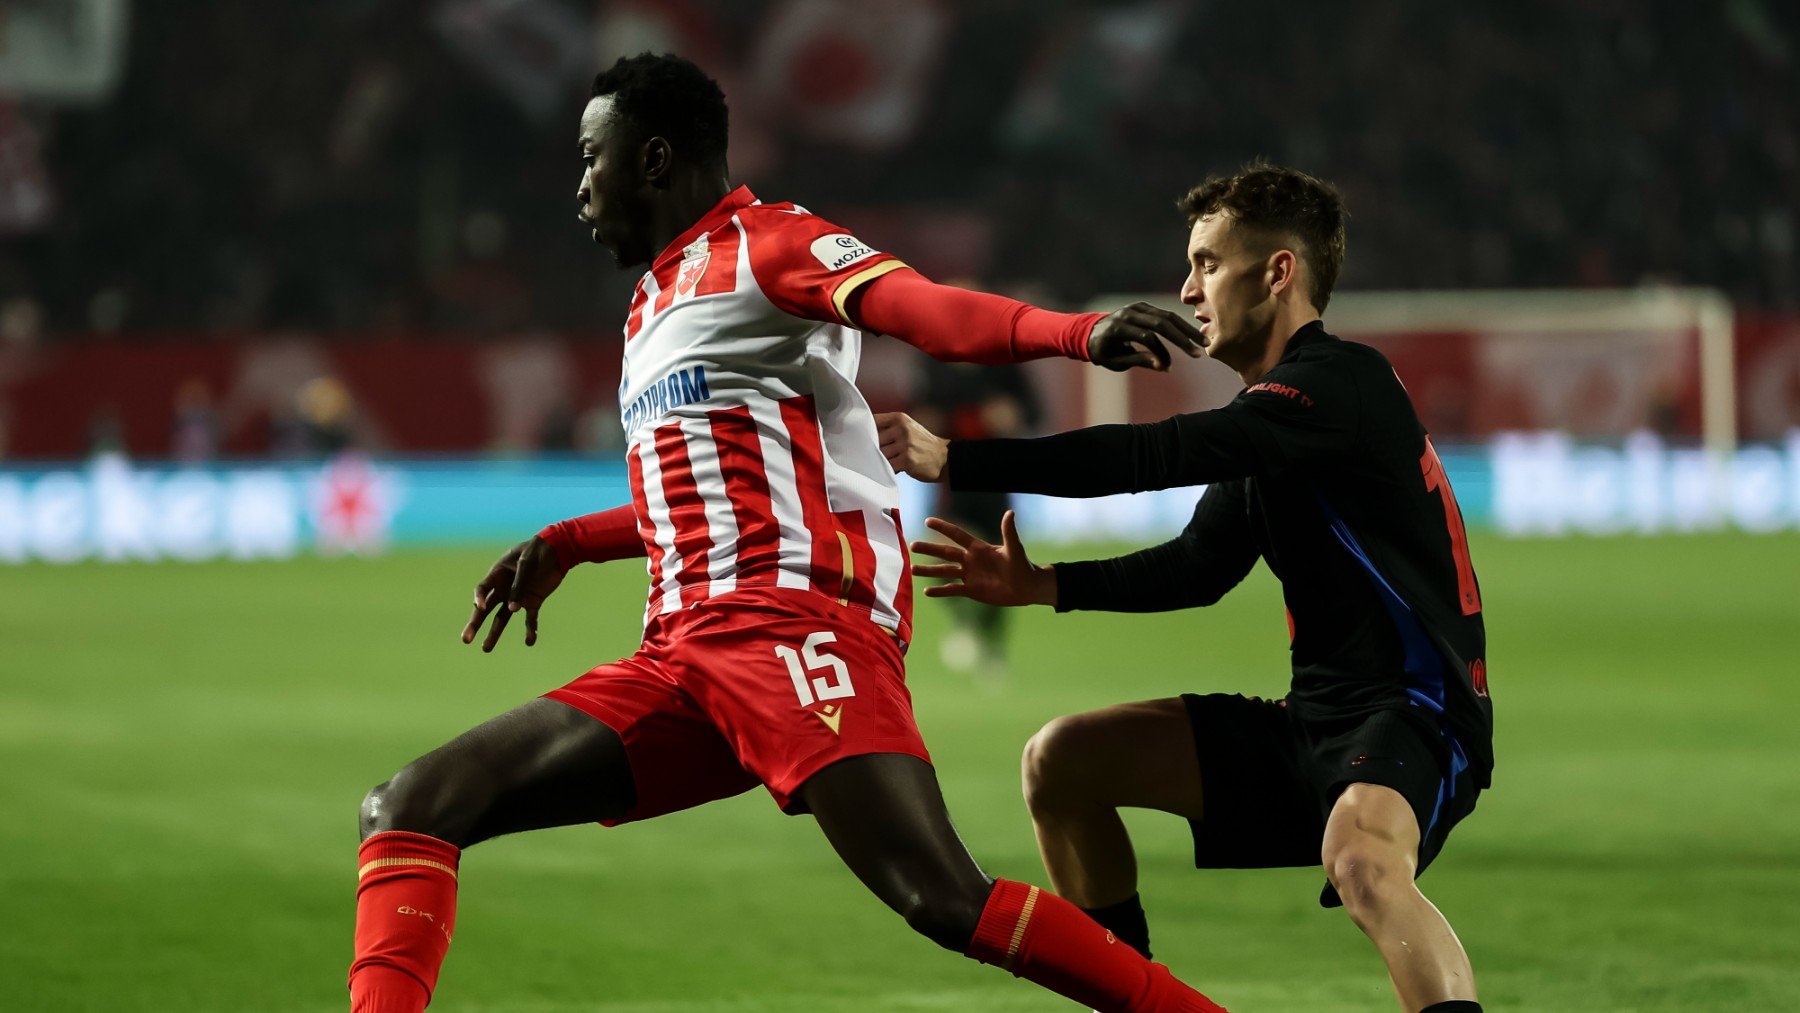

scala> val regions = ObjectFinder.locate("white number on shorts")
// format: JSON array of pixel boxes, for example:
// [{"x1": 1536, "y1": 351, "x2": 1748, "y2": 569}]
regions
[{"x1": 775, "y1": 632, "x2": 855, "y2": 707}]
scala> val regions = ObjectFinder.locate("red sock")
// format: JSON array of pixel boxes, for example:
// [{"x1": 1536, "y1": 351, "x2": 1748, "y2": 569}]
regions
[
  {"x1": 348, "y1": 832, "x2": 461, "y2": 1012},
  {"x1": 966, "y1": 879, "x2": 1228, "y2": 1012}
]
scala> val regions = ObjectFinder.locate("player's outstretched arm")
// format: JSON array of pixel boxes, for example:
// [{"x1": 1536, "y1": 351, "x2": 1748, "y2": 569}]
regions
[
  {"x1": 911, "y1": 511, "x2": 1057, "y2": 607},
  {"x1": 877, "y1": 408, "x2": 1238, "y2": 494},
  {"x1": 851, "y1": 268, "x2": 1203, "y2": 371},
  {"x1": 910, "y1": 484, "x2": 1259, "y2": 615},
  {"x1": 888, "y1": 359, "x2": 1357, "y2": 497},
  {"x1": 1053, "y1": 482, "x2": 1261, "y2": 613},
  {"x1": 460, "y1": 505, "x2": 646, "y2": 652}
]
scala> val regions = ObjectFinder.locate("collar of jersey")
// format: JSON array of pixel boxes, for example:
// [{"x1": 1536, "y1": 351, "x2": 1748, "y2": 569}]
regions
[
  {"x1": 1280, "y1": 319, "x2": 1332, "y2": 361},
  {"x1": 650, "y1": 185, "x2": 759, "y2": 273}
]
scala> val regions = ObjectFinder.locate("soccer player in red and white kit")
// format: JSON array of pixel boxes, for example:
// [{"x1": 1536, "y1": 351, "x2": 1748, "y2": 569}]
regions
[{"x1": 347, "y1": 54, "x2": 1226, "y2": 1012}]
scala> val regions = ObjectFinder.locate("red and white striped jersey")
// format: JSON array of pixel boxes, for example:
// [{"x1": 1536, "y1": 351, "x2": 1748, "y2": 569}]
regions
[{"x1": 617, "y1": 186, "x2": 916, "y2": 641}]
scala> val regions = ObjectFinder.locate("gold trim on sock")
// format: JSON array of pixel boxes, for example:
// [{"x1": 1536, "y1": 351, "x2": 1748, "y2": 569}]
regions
[
  {"x1": 1004, "y1": 885, "x2": 1041, "y2": 968},
  {"x1": 358, "y1": 857, "x2": 458, "y2": 881}
]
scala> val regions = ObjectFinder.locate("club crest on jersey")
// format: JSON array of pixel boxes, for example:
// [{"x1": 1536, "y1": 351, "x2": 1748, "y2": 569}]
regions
[
  {"x1": 676, "y1": 235, "x2": 711, "y2": 297},
  {"x1": 810, "y1": 233, "x2": 878, "y2": 272}
]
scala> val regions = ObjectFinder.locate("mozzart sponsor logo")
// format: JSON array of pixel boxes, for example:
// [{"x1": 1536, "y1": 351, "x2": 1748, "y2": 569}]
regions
[
  {"x1": 809, "y1": 233, "x2": 878, "y2": 272},
  {"x1": 0, "y1": 454, "x2": 398, "y2": 564},
  {"x1": 1491, "y1": 431, "x2": 1800, "y2": 535}
]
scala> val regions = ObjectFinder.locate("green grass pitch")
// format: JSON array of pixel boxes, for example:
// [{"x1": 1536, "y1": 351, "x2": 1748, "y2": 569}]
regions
[{"x1": 3, "y1": 532, "x2": 1798, "y2": 1011}]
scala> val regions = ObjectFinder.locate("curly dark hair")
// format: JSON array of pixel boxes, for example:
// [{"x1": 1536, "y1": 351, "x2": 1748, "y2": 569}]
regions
[
  {"x1": 1178, "y1": 162, "x2": 1347, "y2": 312},
  {"x1": 591, "y1": 53, "x2": 729, "y2": 171}
]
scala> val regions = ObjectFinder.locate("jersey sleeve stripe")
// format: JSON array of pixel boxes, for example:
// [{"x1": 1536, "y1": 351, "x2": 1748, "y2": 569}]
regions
[{"x1": 828, "y1": 258, "x2": 909, "y2": 326}]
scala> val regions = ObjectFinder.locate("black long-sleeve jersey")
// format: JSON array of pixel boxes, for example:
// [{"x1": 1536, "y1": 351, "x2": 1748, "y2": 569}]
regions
[{"x1": 946, "y1": 322, "x2": 1493, "y2": 787}]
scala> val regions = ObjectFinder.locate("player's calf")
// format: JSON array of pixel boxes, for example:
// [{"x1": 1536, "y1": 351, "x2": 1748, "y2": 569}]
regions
[
  {"x1": 1021, "y1": 712, "x2": 1142, "y2": 901},
  {"x1": 1021, "y1": 701, "x2": 1203, "y2": 959},
  {"x1": 804, "y1": 753, "x2": 1227, "y2": 1012},
  {"x1": 349, "y1": 699, "x2": 634, "y2": 1011}
]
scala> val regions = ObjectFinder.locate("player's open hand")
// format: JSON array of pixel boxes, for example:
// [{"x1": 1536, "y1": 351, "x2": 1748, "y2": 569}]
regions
[
  {"x1": 911, "y1": 511, "x2": 1057, "y2": 607},
  {"x1": 876, "y1": 412, "x2": 950, "y2": 482},
  {"x1": 461, "y1": 535, "x2": 566, "y2": 652},
  {"x1": 1089, "y1": 302, "x2": 1205, "y2": 372}
]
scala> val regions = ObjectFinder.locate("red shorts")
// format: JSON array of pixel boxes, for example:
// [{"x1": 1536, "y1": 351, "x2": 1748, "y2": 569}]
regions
[{"x1": 545, "y1": 586, "x2": 930, "y2": 822}]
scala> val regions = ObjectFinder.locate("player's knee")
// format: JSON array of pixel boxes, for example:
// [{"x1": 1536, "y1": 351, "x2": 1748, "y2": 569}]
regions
[
  {"x1": 1021, "y1": 715, "x2": 1095, "y2": 813},
  {"x1": 360, "y1": 761, "x2": 468, "y2": 843},
  {"x1": 1323, "y1": 834, "x2": 1406, "y2": 919},
  {"x1": 899, "y1": 888, "x2": 987, "y2": 952},
  {"x1": 360, "y1": 777, "x2": 398, "y2": 839}
]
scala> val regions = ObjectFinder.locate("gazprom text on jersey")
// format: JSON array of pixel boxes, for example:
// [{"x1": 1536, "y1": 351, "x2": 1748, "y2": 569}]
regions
[{"x1": 622, "y1": 365, "x2": 712, "y2": 432}]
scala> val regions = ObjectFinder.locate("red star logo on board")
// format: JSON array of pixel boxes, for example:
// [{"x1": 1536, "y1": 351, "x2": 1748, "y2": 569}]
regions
[{"x1": 312, "y1": 454, "x2": 396, "y2": 556}]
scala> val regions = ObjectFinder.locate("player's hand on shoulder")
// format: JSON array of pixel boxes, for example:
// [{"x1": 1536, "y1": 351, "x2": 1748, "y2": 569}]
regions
[
  {"x1": 875, "y1": 412, "x2": 950, "y2": 483},
  {"x1": 461, "y1": 535, "x2": 567, "y2": 653},
  {"x1": 1089, "y1": 302, "x2": 1205, "y2": 372}
]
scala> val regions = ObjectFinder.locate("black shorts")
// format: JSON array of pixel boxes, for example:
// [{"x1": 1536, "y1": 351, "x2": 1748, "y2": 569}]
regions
[{"x1": 1181, "y1": 693, "x2": 1481, "y2": 908}]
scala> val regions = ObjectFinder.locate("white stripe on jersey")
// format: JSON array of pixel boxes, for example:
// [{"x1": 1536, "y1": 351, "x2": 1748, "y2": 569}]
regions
[
  {"x1": 639, "y1": 271, "x2": 664, "y2": 332},
  {"x1": 680, "y1": 416, "x2": 741, "y2": 598},
  {"x1": 745, "y1": 396, "x2": 816, "y2": 592},
  {"x1": 729, "y1": 215, "x2": 754, "y2": 290},
  {"x1": 635, "y1": 436, "x2": 685, "y2": 614},
  {"x1": 861, "y1": 508, "x2": 907, "y2": 631}
]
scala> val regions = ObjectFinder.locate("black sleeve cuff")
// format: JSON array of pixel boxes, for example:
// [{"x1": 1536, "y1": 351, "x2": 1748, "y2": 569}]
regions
[
  {"x1": 946, "y1": 439, "x2": 1006, "y2": 491},
  {"x1": 1051, "y1": 559, "x2": 1106, "y2": 612}
]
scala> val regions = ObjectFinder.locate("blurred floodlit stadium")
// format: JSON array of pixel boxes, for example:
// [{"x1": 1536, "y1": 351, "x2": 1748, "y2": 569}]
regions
[{"x1": 2, "y1": 2, "x2": 1797, "y2": 1011}]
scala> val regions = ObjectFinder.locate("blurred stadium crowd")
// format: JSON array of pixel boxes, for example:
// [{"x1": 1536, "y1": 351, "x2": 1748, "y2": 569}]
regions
[
  {"x1": 1, "y1": 0, "x2": 1797, "y2": 462},
  {"x1": 3, "y1": 0, "x2": 1795, "y2": 344}
]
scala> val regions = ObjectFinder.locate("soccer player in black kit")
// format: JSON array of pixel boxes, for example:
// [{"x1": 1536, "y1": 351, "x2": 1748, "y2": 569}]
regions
[{"x1": 879, "y1": 164, "x2": 1491, "y2": 1013}]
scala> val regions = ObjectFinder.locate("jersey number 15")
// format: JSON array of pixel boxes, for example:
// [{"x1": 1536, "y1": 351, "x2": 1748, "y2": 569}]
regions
[{"x1": 776, "y1": 632, "x2": 855, "y2": 707}]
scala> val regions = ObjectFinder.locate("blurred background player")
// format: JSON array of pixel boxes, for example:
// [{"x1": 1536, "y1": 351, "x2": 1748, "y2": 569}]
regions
[
  {"x1": 348, "y1": 54, "x2": 1226, "y2": 1013},
  {"x1": 881, "y1": 165, "x2": 1490, "y2": 1013},
  {"x1": 909, "y1": 353, "x2": 1041, "y2": 681}
]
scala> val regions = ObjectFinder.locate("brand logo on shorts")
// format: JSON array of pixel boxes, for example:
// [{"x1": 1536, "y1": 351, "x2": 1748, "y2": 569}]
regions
[
  {"x1": 813, "y1": 703, "x2": 843, "y2": 734},
  {"x1": 1350, "y1": 754, "x2": 1403, "y2": 768},
  {"x1": 810, "y1": 233, "x2": 878, "y2": 272}
]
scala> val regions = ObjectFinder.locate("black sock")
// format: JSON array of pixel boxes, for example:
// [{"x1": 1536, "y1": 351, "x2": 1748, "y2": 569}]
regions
[
  {"x1": 1078, "y1": 893, "x2": 1152, "y2": 959},
  {"x1": 1419, "y1": 1002, "x2": 1482, "y2": 1013}
]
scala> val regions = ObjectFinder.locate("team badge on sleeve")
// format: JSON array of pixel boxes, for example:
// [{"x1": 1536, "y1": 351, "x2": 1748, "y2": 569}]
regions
[{"x1": 810, "y1": 233, "x2": 879, "y2": 272}]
